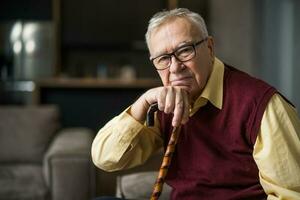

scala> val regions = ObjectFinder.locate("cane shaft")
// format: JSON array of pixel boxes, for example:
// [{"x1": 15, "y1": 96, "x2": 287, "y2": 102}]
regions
[{"x1": 150, "y1": 126, "x2": 181, "y2": 200}]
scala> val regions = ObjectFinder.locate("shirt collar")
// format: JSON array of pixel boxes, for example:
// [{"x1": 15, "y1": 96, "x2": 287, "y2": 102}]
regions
[{"x1": 190, "y1": 57, "x2": 224, "y2": 116}]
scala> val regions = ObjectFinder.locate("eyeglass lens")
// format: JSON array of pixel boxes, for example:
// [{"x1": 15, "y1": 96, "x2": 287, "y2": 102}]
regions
[{"x1": 154, "y1": 45, "x2": 195, "y2": 69}]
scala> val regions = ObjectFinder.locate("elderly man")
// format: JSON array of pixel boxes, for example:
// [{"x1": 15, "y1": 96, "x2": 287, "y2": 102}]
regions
[{"x1": 92, "y1": 8, "x2": 300, "y2": 200}]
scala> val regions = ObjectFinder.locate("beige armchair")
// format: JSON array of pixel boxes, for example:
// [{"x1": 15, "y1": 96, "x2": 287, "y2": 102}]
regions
[{"x1": 0, "y1": 105, "x2": 95, "y2": 200}]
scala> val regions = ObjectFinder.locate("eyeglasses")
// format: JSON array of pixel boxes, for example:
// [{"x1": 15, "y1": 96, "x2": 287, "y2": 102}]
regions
[{"x1": 150, "y1": 37, "x2": 208, "y2": 70}]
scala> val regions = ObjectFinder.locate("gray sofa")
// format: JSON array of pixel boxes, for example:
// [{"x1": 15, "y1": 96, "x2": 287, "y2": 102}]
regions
[{"x1": 0, "y1": 105, "x2": 95, "y2": 200}]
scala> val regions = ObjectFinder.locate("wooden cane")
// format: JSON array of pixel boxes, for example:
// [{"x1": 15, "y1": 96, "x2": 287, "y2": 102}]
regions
[{"x1": 146, "y1": 103, "x2": 182, "y2": 200}]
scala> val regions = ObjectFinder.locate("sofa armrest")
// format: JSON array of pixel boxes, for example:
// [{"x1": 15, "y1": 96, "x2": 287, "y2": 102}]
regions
[
  {"x1": 96, "y1": 149, "x2": 164, "y2": 196},
  {"x1": 43, "y1": 127, "x2": 95, "y2": 200},
  {"x1": 116, "y1": 171, "x2": 172, "y2": 200}
]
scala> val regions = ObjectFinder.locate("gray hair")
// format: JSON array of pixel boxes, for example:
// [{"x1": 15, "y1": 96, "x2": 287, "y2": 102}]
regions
[{"x1": 145, "y1": 8, "x2": 209, "y2": 48}]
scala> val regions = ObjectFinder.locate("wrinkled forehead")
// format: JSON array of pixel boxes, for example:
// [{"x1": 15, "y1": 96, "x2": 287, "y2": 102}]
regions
[{"x1": 148, "y1": 17, "x2": 203, "y2": 56}]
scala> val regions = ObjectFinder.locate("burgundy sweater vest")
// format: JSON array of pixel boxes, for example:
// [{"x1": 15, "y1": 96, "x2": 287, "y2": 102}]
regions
[{"x1": 157, "y1": 65, "x2": 277, "y2": 200}]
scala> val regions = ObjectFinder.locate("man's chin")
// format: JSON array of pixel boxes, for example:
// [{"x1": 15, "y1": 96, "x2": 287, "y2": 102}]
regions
[{"x1": 168, "y1": 82, "x2": 193, "y2": 93}]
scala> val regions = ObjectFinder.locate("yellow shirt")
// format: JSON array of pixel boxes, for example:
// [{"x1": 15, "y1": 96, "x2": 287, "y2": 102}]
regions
[{"x1": 92, "y1": 58, "x2": 300, "y2": 200}]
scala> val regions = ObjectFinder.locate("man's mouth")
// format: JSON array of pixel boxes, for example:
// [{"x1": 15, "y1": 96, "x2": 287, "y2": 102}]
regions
[{"x1": 170, "y1": 76, "x2": 192, "y2": 87}]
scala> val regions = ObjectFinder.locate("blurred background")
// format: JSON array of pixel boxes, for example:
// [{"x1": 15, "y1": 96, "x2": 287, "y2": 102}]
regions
[
  {"x1": 0, "y1": 0, "x2": 299, "y2": 136},
  {"x1": 0, "y1": 0, "x2": 299, "y2": 198}
]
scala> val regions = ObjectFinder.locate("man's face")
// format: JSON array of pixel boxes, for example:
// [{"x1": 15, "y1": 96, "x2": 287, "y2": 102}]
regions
[{"x1": 148, "y1": 17, "x2": 214, "y2": 101}]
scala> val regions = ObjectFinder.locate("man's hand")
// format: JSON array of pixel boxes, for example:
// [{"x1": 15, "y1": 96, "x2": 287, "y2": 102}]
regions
[{"x1": 131, "y1": 86, "x2": 190, "y2": 127}]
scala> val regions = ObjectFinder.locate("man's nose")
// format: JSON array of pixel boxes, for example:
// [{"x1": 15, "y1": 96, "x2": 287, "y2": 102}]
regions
[{"x1": 169, "y1": 55, "x2": 183, "y2": 73}]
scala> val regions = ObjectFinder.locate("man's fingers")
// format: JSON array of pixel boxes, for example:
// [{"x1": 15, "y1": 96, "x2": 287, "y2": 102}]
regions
[
  {"x1": 157, "y1": 87, "x2": 167, "y2": 111},
  {"x1": 155, "y1": 86, "x2": 190, "y2": 127},
  {"x1": 164, "y1": 87, "x2": 175, "y2": 114},
  {"x1": 172, "y1": 88, "x2": 185, "y2": 127}
]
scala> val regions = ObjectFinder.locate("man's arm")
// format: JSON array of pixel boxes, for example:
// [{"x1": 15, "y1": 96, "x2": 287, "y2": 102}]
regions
[
  {"x1": 253, "y1": 94, "x2": 300, "y2": 199},
  {"x1": 91, "y1": 107, "x2": 163, "y2": 172},
  {"x1": 91, "y1": 86, "x2": 190, "y2": 171}
]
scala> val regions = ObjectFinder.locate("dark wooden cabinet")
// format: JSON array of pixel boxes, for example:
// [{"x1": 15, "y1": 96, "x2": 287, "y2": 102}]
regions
[
  {"x1": 61, "y1": 0, "x2": 166, "y2": 47},
  {"x1": 58, "y1": 0, "x2": 167, "y2": 78}
]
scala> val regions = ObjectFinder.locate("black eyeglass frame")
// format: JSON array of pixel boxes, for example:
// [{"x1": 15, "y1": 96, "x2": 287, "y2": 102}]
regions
[{"x1": 150, "y1": 37, "x2": 208, "y2": 70}]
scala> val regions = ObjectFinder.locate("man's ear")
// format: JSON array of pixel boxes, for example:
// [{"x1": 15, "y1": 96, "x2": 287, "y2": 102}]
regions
[{"x1": 207, "y1": 36, "x2": 215, "y2": 60}]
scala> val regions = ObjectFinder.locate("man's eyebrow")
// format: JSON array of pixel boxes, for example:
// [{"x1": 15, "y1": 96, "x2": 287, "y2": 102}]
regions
[
  {"x1": 176, "y1": 40, "x2": 194, "y2": 48},
  {"x1": 151, "y1": 40, "x2": 194, "y2": 59}
]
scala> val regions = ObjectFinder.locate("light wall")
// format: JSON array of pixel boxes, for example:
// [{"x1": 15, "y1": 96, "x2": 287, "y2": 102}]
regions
[{"x1": 209, "y1": 0, "x2": 300, "y2": 108}]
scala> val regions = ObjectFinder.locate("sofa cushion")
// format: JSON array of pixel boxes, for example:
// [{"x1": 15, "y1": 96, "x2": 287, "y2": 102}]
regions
[
  {"x1": 0, "y1": 164, "x2": 48, "y2": 200},
  {"x1": 116, "y1": 171, "x2": 172, "y2": 200},
  {"x1": 0, "y1": 105, "x2": 60, "y2": 163}
]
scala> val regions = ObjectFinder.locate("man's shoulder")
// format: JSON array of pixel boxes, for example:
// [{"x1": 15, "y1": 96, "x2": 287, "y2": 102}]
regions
[
  {"x1": 222, "y1": 64, "x2": 277, "y2": 111},
  {"x1": 224, "y1": 64, "x2": 275, "y2": 95}
]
